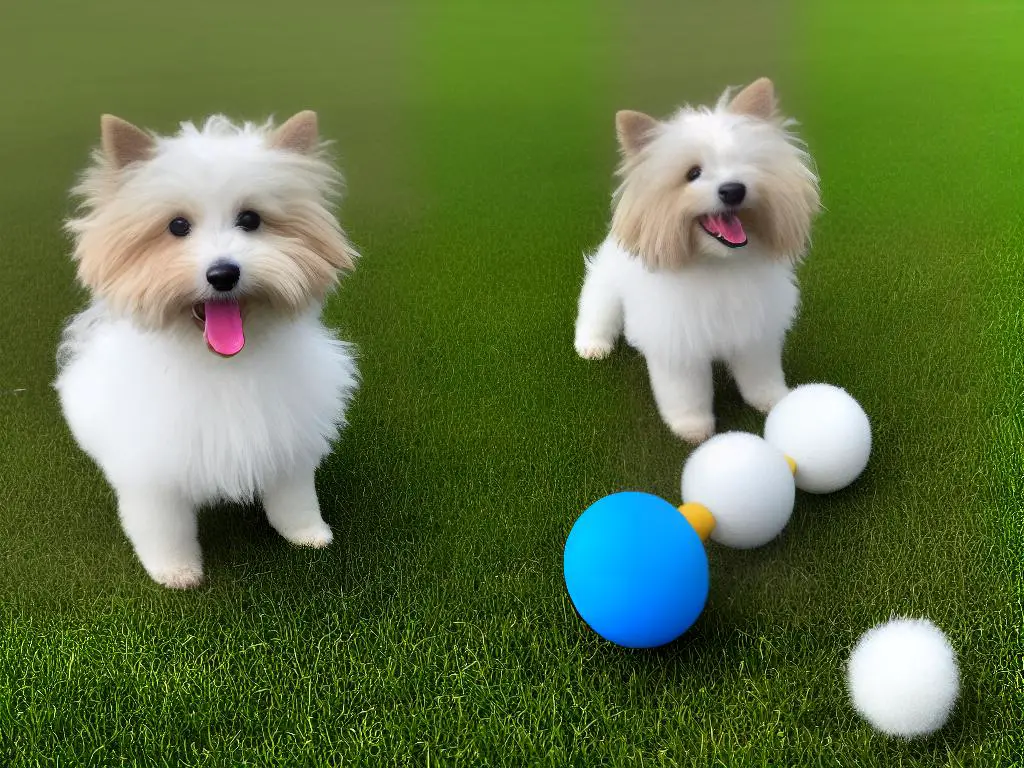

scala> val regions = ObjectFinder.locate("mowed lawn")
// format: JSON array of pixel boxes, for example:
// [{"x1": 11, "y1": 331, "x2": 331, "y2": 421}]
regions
[{"x1": 0, "y1": 0, "x2": 1021, "y2": 765}]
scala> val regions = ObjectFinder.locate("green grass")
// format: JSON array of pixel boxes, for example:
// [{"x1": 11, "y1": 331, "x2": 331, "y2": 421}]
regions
[{"x1": 1, "y1": 0, "x2": 1021, "y2": 764}]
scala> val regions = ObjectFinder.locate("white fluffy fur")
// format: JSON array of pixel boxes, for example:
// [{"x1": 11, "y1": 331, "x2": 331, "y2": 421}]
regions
[
  {"x1": 575, "y1": 84, "x2": 819, "y2": 443},
  {"x1": 576, "y1": 237, "x2": 798, "y2": 442},
  {"x1": 847, "y1": 618, "x2": 960, "y2": 739},
  {"x1": 54, "y1": 114, "x2": 358, "y2": 589}
]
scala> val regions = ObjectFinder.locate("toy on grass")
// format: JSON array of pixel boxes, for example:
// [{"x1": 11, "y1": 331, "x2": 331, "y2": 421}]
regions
[
  {"x1": 563, "y1": 492, "x2": 709, "y2": 649},
  {"x1": 682, "y1": 383, "x2": 872, "y2": 548},
  {"x1": 764, "y1": 383, "x2": 872, "y2": 494},
  {"x1": 680, "y1": 431, "x2": 796, "y2": 549},
  {"x1": 563, "y1": 384, "x2": 871, "y2": 648},
  {"x1": 846, "y1": 617, "x2": 960, "y2": 738}
]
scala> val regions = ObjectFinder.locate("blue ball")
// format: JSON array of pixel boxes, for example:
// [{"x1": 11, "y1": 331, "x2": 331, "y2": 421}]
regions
[{"x1": 563, "y1": 491, "x2": 709, "y2": 648}]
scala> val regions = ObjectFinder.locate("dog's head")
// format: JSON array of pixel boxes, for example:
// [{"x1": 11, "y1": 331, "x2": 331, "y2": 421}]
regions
[
  {"x1": 610, "y1": 78, "x2": 820, "y2": 271},
  {"x1": 66, "y1": 111, "x2": 357, "y2": 355}
]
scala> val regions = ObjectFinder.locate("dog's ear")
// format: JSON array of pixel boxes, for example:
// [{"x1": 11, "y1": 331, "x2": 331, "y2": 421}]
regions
[
  {"x1": 271, "y1": 110, "x2": 320, "y2": 153},
  {"x1": 101, "y1": 115, "x2": 155, "y2": 169},
  {"x1": 616, "y1": 110, "x2": 659, "y2": 156},
  {"x1": 728, "y1": 78, "x2": 777, "y2": 119}
]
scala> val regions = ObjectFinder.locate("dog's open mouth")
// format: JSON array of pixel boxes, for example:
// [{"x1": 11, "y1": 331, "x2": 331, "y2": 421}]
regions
[
  {"x1": 191, "y1": 301, "x2": 245, "y2": 357},
  {"x1": 699, "y1": 213, "x2": 748, "y2": 248}
]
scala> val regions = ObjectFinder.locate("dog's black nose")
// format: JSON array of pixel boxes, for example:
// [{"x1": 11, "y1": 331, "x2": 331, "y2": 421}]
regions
[
  {"x1": 718, "y1": 182, "x2": 746, "y2": 206},
  {"x1": 206, "y1": 262, "x2": 241, "y2": 292}
]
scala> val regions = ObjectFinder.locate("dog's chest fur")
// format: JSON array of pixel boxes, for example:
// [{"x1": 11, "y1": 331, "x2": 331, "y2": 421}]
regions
[
  {"x1": 596, "y1": 238, "x2": 800, "y2": 364},
  {"x1": 54, "y1": 304, "x2": 358, "y2": 504}
]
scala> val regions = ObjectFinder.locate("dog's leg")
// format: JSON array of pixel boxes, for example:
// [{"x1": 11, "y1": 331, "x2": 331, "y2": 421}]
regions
[
  {"x1": 263, "y1": 467, "x2": 333, "y2": 548},
  {"x1": 574, "y1": 265, "x2": 623, "y2": 360},
  {"x1": 116, "y1": 486, "x2": 203, "y2": 589},
  {"x1": 727, "y1": 338, "x2": 790, "y2": 413},
  {"x1": 646, "y1": 356, "x2": 715, "y2": 443}
]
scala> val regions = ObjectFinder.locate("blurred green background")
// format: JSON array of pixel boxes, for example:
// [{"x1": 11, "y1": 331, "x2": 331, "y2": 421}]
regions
[{"x1": 0, "y1": 0, "x2": 1020, "y2": 764}]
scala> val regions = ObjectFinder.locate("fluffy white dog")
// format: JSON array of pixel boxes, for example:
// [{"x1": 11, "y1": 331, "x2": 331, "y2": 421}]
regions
[
  {"x1": 574, "y1": 78, "x2": 821, "y2": 443},
  {"x1": 54, "y1": 111, "x2": 359, "y2": 589}
]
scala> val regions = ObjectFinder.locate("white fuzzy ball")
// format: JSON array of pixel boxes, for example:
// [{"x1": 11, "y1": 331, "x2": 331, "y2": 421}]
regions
[
  {"x1": 681, "y1": 432, "x2": 795, "y2": 549},
  {"x1": 763, "y1": 383, "x2": 871, "y2": 494},
  {"x1": 847, "y1": 617, "x2": 960, "y2": 739}
]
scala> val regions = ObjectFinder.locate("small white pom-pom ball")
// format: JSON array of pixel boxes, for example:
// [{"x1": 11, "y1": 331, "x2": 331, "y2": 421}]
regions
[
  {"x1": 846, "y1": 617, "x2": 960, "y2": 739},
  {"x1": 680, "y1": 432, "x2": 795, "y2": 549},
  {"x1": 763, "y1": 383, "x2": 871, "y2": 494}
]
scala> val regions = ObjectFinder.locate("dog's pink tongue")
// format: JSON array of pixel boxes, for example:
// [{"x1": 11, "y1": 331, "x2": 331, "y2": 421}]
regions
[
  {"x1": 204, "y1": 301, "x2": 245, "y2": 356},
  {"x1": 717, "y1": 214, "x2": 746, "y2": 245}
]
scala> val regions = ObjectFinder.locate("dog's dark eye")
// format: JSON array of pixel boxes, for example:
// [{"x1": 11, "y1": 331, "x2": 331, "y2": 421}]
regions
[
  {"x1": 685, "y1": 166, "x2": 702, "y2": 182},
  {"x1": 168, "y1": 217, "x2": 191, "y2": 237},
  {"x1": 236, "y1": 210, "x2": 261, "y2": 232}
]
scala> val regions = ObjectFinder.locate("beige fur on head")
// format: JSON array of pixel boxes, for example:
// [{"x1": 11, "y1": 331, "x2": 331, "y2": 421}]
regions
[
  {"x1": 66, "y1": 112, "x2": 358, "y2": 329},
  {"x1": 609, "y1": 78, "x2": 820, "y2": 271},
  {"x1": 72, "y1": 206, "x2": 196, "y2": 327},
  {"x1": 610, "y1": 160, "x2": 706, "y2": 272}
]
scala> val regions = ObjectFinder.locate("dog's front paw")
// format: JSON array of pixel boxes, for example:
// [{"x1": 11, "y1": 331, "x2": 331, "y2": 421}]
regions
[
  {"x1": 666, "y1": 414, "x2": 716, "y2": 445},
  {"x1": 743, "y1": 384, "x2": 790, "y2": 414},
  {"x1": 281, "y1": 520, "x2": 334, "y2": 549},
  {"x1": 148, "y1": 563, "x2": 204, "y2": 590},
  {"x1": 575, "y1": 338, "x2": 614, "y2": 360}
]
